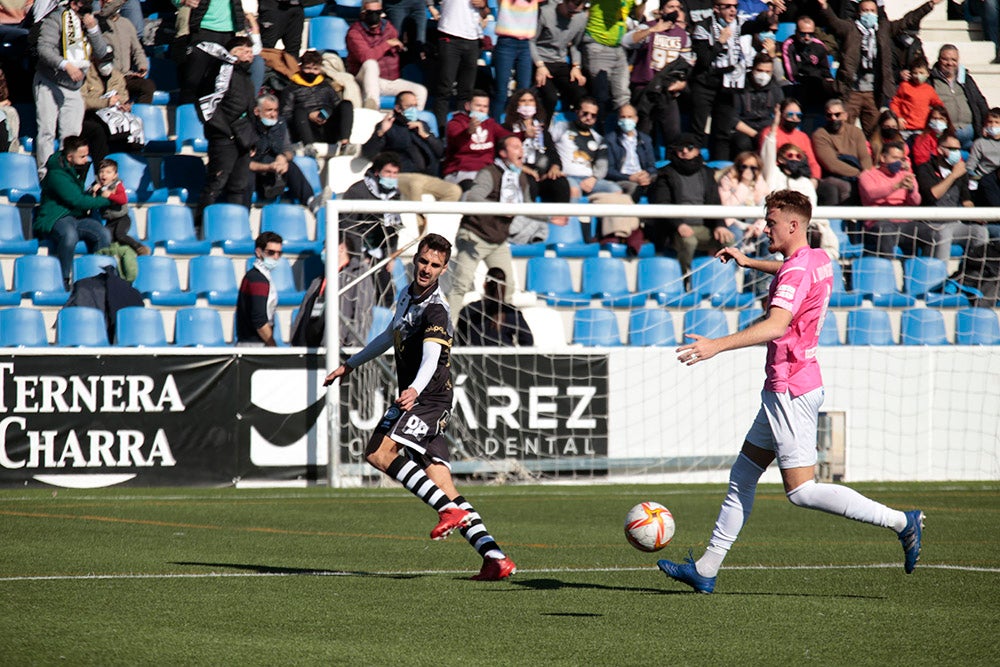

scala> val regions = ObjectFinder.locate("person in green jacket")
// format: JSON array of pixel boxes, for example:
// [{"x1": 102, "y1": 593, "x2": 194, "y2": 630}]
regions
[{"x1": 34, "y1": 135, "x2": 113, "y2": 289}]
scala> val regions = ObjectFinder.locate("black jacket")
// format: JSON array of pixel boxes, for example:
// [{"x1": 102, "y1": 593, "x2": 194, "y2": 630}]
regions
[
  {"x1": 280, "y1": 73, "x2": 342, "y2": 118},
  {"x1": 206, "y1": 62, "x2": 256, "y2": 140},
  {"x1": 650, "y1": 162, "x2": 724, "y2": 236},
  {"x1": 189, "y1": 0, "x2": 246, "y2": 35},
  {"x1": 362, "y1": 113, "x2": 443, "y2": 174}
]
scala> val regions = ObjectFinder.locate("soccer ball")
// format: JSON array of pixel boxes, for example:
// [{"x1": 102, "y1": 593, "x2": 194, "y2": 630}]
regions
[{"x1": 624, "y1": 502, "x2": 675, "y2": 552}]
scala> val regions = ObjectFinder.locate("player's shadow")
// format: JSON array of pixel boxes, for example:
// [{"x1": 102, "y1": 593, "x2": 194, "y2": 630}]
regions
[
  {"x1": 170, "y1": 561, "x2": 423, "y2": 580},
  {"x1": 509, "y1": 577, "x2": 665, "y2": 594}
]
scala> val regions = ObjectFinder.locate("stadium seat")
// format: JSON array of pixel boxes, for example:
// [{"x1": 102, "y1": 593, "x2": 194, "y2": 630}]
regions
[
  {"x1": 0, "y1": 153, "x2": 42, "y2": 204},
  {"x1": 828, "y1": 219, "x2": 863, "y2": 259},
  {"x1": 955, "y1": 307, "x2": 1000, "y2": 345},
  {"x1": 107, "y1": 152, "x2": 168, "y2": 203},
  {"x1": 635, "y1": 257, "x2": 699, "y2": 307},
  {"x1": 203, "y1": 203, "x2": 255, "y2": 254},
  {"x1": 509, "y1": 239, "x2": 548, "y2": 257},
  {"x1": 13, "y1": 255, "x2": 69, "y2": 305},
  {"x1": 308, "y1": 16, "x2": 350, "y2": 56},
  {"x1": 851, "y1": 257, "x2": 916, "y2": 307},
  {"x1": 627, "y1": 309, "x2": 676, "y2": 346},
  {"x1": 243, "y1": 257, "x2": 306, "y2": 305},
  {"x1": 0, "y1": 263, "x2": 21, "y2": 305},
  {"x1": 56, "y1": 306, "x2": 110, "y2": 346},
  {"x1": 0, "y1": 205, "x2": 38, "y2": 254},
  {"x1": 819, "y1": 310, "x2": 841, "y2": 346},
  {"x1": 73, "y1": 255, "x2": 118, "y2": 281},
  {"x1": 188, "y1": 255, "x2": 239, "y2": 306},
  {"x1": 148, "y1": 57, "x2": 179, "y2": 98},
  {"x1": 175, "y1": 103, "x2": 208, "y2": 152},
  {"x1": 581, "y1": 257, "x2": 645, "y2": 307},
  {"x1": 904, "y1": 257, "x2": 977, "y2": 308},
  {"x1": 683, "y1": 308, "x2": 729, "y2": 340},
  {"x1": 116, "y1": 306, "x2": 169, "y2": 346},
  {"x1": 689, "y1": 256, "x2": 754, "y2": 307},
  {"x1": 572, "y1": 308, "x2": 623, "y2": 346},
  {"x1": 174, "y1": 307, "x2": 227, "y2": 346},
  {"x1": 775, "y1": 21, "x2": 796, "y2": 42},
  {"x1": 292, "y1": 156, "x2": 323, "y2": 203},
  {"x1": 737, "y1": 307, "x2": 764, "y2": 330},
  {"x1": 367, "y1": 305, "x2": 394, "y2": 343},
  {"x1": 129, "y1": 103, "x2": 173, "y2": 152},
  {"x1": 417, "y1": 110, "x2": 438, "y2": 136},
  {"x1": 601, "y1": 238, "x2": 655, "y2": 258},
  {"x1": 304, "y1": 2, "x2": 325, "y2": 17},
  {"x1": 846, "y1": 309, "x2": 894, "y2": 345},
  {"x1": 524, "y1": 257, "x2": 588, "y2": 306},
  {"x1": 900, "y1": 308, "x2": 949, "y2": 345},
  {"x1": 161, "y1": 155, "x2": 208, "y2": 203},
  {"x1": 145, "y1": 205, "x2": 212, "y2": 254},
  {"x1": 0, "y1": 307, "x2": 48, "y2": 346},
  {"x1": 547, "y1": 218, "x2": 600, "y2": 257},
  {"x1": 134, "y1": 255, "x2": 197, "y2": 306},
  {"x1": 829, "y1": 260, "x2": 864, "y2": 307},
  {"x1": 260, "y1": 203, "x2": 321, "y2": 254}
]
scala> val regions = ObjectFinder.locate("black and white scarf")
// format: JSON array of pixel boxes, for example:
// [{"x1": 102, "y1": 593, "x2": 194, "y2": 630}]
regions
[
  {"x1": 856, "y1": 21, "x2": 877, "y2": 72},
  {"x1": 712, "y1": 17, "x2": 749, "y2": 89},
  {"x1": 362, "y1": 173, "x2": 402, "y2": 231},
  {"x1": 196, "y1": 42, "x2": 237, "y2": 123},
  {"x1": 513, "y1": 119, "x2": 545, "y2": 166},
  {"x1": 494, "y1": 158, "x2": 524, "y2": 204}
]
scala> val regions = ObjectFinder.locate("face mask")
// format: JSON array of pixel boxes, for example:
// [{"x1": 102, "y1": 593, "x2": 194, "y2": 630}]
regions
[
  {"x1": 617, "y1": 118, "x2": 637, "y2": 133},
  {"x1": 362, "y1": 11, "x2": 381, "y2": 26},
  {"x1": 945, "y1": 149, "x2": 962, "y2": 166},
  {"x1": 402, "y1": 106, "x2": 420, "y2": 122},
  {"x1": 379, "y1": 176, "x2": 398, "y2": 190},
  {"x1": 929, "y1": 119, "x2": 948, "y2": 134},
  {"x1": 913, "y1": 73, "x2": 928, "y2": 84},
  {"x1": 260, "y1": 116, "x2": 277, "y2": 127},
  {"x1": 859, "y1": 12, "x2": 878, "y2": 29},
  {"x1": 758, "y1": 31, "x2": 775, "y2": 42},
  {"x1": 780, "y1": 158, "x2": 811, "y2": 179},
  {"x1": 988, "y1": 126, "x2": 1000, "y2": 139},
  {"x1": 517, "y1": 105, "x2": 536, "y2": 118},
  {"x1": 470, "y1": 110, "x2": 489, "y2": 123},
  {"x1": 262, "y1": 257, "x2": 279, "y2": 271},
  {"x1": 881, "y1": 127, "x2": 899, "y2": 140},
  {"x1": 299, "y1": 72, "x2": 319, "y2": 83},
  {"x1": 505, "y1": 162, "x2": 522, "y2": 174},
  {"x1": 98, "y1": 63, "x2": 113, "y2": 77},
  {"x1": 886, "y1": 160, "x2": 904, "y2": 175},
  {"x1": 780, "y1": 118, "x2": 800, "y2": 132},
  {"x1": 752, "y1": 72, "x2": 772, "y2": 87},
  {"x1": 827, "y1": 119, "x2": 843, "y2": 133}
]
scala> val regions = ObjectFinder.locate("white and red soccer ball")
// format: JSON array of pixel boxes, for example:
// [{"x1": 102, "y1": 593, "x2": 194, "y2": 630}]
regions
[{"x1": 624, "y1": 502, "x2": 675, "y2": 552}]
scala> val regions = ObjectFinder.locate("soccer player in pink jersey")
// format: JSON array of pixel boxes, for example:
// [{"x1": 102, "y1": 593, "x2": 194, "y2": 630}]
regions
[{"x1": 657, "y1": 189, "x2": 925, "y2": 594}]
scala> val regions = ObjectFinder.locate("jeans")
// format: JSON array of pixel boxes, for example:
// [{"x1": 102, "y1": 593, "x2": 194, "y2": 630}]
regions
[
  {"x1": 446, "y1": 227, "x2": 515, "y2": 322},
  {"x1": 46, "y1": 215, "x2": 112, "y2": 284},
  {"x1": 433, "y1": 35, "x2": 480, "y2": 135},
  {"x1": 565, "y1": 175, "x2": 622, "y2": 199},
  {"x1": 490, "y1": 36, "x2": 533, "y2": 119},
  {"x1": 385, "y1": 0, "x2": 430, "y2": 45}
]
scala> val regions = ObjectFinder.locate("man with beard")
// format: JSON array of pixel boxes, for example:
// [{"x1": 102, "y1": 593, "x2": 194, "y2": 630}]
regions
[{"x1": 550, "y1": 96, "x2": 621, "y2": 200}]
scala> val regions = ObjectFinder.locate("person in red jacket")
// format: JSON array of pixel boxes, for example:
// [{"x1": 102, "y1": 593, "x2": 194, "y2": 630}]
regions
[
  {"x1": 442, "y1": 90, "x2": 513, "y2": 186},
  {"x1": 346, "y1": 0, "x2": 428, "y2": 110},
  {"x1": 758, "y1": 99, "x2": 821, "y2": 181},
  {"x1": 91, "y1": 157, "x2": 149, "y2": 256},
  {"x1": 911, "y1": 104, "x2": 954, "y2": 167},
  {"x1": 890, "y1": 56, "x2": 944, "y2": 135}
]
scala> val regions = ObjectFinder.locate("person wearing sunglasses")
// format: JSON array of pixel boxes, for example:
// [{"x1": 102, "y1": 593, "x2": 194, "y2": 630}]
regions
[
  {"x1": 550, "y1": 97, "x2": 623, "y2": 200},
  {"x1": 779, "y1": 15, "x2": 834, "y2": 114},
  {"x1": 811, "y1": 97, "x2": 872, "y2": 206},
  {"x1": 236, "y1": 231, "x2": 284, "y2": 347},
  {"x1": 718, "y1": 151, "x2": 768, "y2": 248},
  {"x1": 758, "y1": 99, "x2": 820, "y2": 181}
]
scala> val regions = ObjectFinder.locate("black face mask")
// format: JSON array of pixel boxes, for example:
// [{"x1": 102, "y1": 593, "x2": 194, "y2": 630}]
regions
[
  {"x1": 780, "y1": 158, "x2": 811, "y2": 179},
  {"x1": 826, "y1": 119, "x2": 843, "y2": 133},
  {"x1": 299, "y1": 71, "x2": 319, "y2": 83},
  {"x1": 780, "y1": 119, "x2": 800, "y2": 132},
  {"x1": 670, "y1": 154, "x2": 704, "y2": 175},
  {"x1": 881, "y1": 127, "x2": 900, "y2": 140},
  {"x1": 362, "y1": 11, "x2": 381, "y2": 26}
]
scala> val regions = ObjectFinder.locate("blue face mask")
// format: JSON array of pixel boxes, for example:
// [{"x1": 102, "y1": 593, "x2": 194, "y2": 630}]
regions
[
  {"x1": 262, "y1": 256, "x2": 279, "y2": 271},
  {"x1": 928, "y1": 119, "x2": 948, "y2": 134},
  {"x1": 617, "y1": 118, "x2": 637, "y2": 133},
  {"x1": 470, "y1": 110, "x2": 489, "y2": 123},
  {"x1": 379, "y1": 176, "x2": 398, "y2": 190},
  {"x1": 758, "y1": 31, "x2": 775, "y2": 42},
  {"x1": 402, "y1": 106, "x2": 420, "y2": 122},
  {"x1": 859, "y1": 12, "x2": 878, "y2": 29},
  {"x1": 260, "y1": 116, "x2": 277, "y2": 127},
  {"x1": 946, "y1": 149, "x2": 962, "y2": 166},
  {"x1": 886, "y1": 160, "x2": 904, "y2": 175}
]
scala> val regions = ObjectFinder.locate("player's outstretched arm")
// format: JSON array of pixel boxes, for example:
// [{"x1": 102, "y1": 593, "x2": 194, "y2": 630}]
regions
[
  {"x1": 677, "y1": 307, "x2": 793, "y2": 365},
  {"x1": 716, "y1": 247, "x2": 784, "y2": 275},
  {"x1": 323, "y1": 364, "x2": 353, "y2": 387},
  {"x1": 323, "y1": 326, "x2": 395, "y2": 386}
]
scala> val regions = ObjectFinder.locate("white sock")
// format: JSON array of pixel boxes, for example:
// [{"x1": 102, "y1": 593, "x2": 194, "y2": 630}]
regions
[
  {"x1": 696, "y1": 453, "x2": 766, "y2": 578},
  {"x1": 786, "y1": 480, "x2": 908, "y2": 531}
]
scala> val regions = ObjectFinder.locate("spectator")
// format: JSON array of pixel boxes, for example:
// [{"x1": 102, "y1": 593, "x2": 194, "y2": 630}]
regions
[
  {"x1": 890, "y1": 56, "x2": 943, "y2": 137},
  {"x1": 34, "y1": 136, "x2": 112, "y2": 289},
  {"x1": 197, "y1": 36, "x2": 257, "y2": 220},
  {"x1": 911, "y1": 104, "x2": 954, "y2": 168},
  {"x1": 247, "y1": 94, "x2": 326, "y2": 212},
  {"x1": 502, "y1": 89, "x2": 571, "y2": 207},
  {"x1": 916, "y1": 132, "x2": 990, "y2": 259},
  {"x1": 930, "y1": 44, "x2": 990, "y2": 149},
  {"x1": 858, "y1": 141, "x2": 923, "y2": 258},
  {"x1": 97, "y1": 0, "x2": 155, "y2": 104},
  {"x1": 280, "y1": 50, "x2": 356, "y2": 156},
  {"x1": 0, "y1": 68, "x2": 18, "y2": 151},
  {"x1": 363, "y1": 91, "x2": 462, "y2": 229},
  {"x1": 490, "y1": 0, "x2": 540, "y2": 120},
  {"x1": 647, "y1": 133, "x2": 732, "y2": 274},
  {"x1": 812, "y1": 97, "x2": 872, "y2": 205},
  {"x1": 442, "y1": 89, "x2": 512, "y2": 185},
  {"x1": 236, "y1": 231, "x2": 284, "y2": 346},
  {"x1": 869, "y1": 109, "x2": 910, "y2": 162},
  {"x1": 258, "y1": 0, "x2": 304, "y2": 56},
  {"x1": 780, "y1": 15, "x2": 833, "y2": 115},
  {"x1": 581, "y1": 0, "x2": 634, "y2": 120},
  {"x1": 718, "y1": 150, "x2": 768, "y2": 246},
  {"x1": 178, "y1": 0, "x2": 246, "y2": 105},
  {"x1": 689, "y1": 0, "x2": 772, "y2": 160},
  {"x1": 731, "y1": 52, "x2": 784, "y2": 157},
  {"x1": 817, "y1": 0, "x2": 939, "y2": 136},
  {"x1": 967, "y1": 108, "x2": 1000, "y2": 208},
  {"x1": 456, "y1": 267, "x2": 534, "y2": 346},
  {"x1": 761, "y1": 113, "x2": 818, "y2": 205},
  {"x1": 531, "y1": 0, "x2": 588, "y2": 122},
  {"x1": 90, "y1": 157, "x2": 148, "y2": 257},
  {"x1": 385, "y1": 0, "x2": 433, "y2": 54},
  {"x1": 80, "y1": 48, "x2": 141, "y2": 164},
  {"x1": 626, "y1": 0, "x2": 693, "y2": 151},
  {"x1": 758, "y1": 98, "x2": 820, "y2": 180},
  {"x1": 33, "y1": 0, "x2": 110, "y2": 173},
  {"x1": 347, "y1": 0, "x2": 428, "y2": 110},
  {"x1": 604, "y1": 103, "x2": 657, "y2": 201},
  {"x1": 550, "y1": 97, "x2": 621, "y2": 199},
  {"x1": 431, "y1": 0, "x2": 488, "y2": 134}
]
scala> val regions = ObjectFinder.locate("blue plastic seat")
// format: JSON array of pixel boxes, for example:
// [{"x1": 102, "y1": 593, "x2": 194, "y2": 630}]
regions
[
  {"x1": 174, "y1": 307, "x2": 226, "y2": 346},
  {"x1": 851, "y1": 257, "x2": 916, "y2": 308},
  {"x1": 56, "y1": 306, "x2": 110, "y2": 346},
  {"x1": 13, "y1": 255, "x2": 69, "y2": 305},
  {"x1": 368, "y1": 305, "x2": 394, "y2": 343},
  {"x1": 243, "y1": 257, "x2": 306, "y2": 305},
  {"x1": 737, "y1": 307, "x2": 764, "y2": 330},
  {"x1": 846, "y1": 309, "x2": 895, "y2": 345},
  {"x1": 547, "y1": 218, "x2": 600, "y2": 257},
  {"x1": 819, "y1": 310, "x2": 841, "y2": 346},
  {"x1": 292, "y1": 156, "x2": 323, "y2": 203},
  {"x1": 635, "y1": 257, "x2": 699, "y2": 307},
  {"x1": 904, "y1": 257, "x2": 975, "y2": 308},
  {"x1": 134, "y1": 255, "x2": 197, "y2": 306},
  {"x1": 828, "y1": 219, "x2": 863, "y2": 259},
  {"x1": 307, "y1": 16, "x2": 350, "y2": 56},
  {"x1": 601, "y1": 238, "x2": 655, "y2": 258},
  {"x1": 0, "y1": 153, "x2": 42, "y2": 204},
  {"x1": 261, "y1": 203, "x2": 321, "y2": 254},
  {"x1": 955, "y1": 307, "x2": 1000, "y2": 345},
  {"x1": 509, "y1": 240, "x2": 548, "y2": 257},
  {"x1": 0, "y1": 205, "x2": 38, "y2": 254},
  {"x1": 175, "y1": 103, "x2": 208, "y2": 152},
  {"x1": 107, "y1": 152, "x2": 168, "y2": 203},
  {"x1": 146, "y1": 204, "x2": 212, "y2": 254},
  {"x1": 829, "y1": 260, "x2": 864, "y2": 307},
  {"x1": 524, "y1": 257, "x2": 588, "y2": 306},
  {"x1": 683, "y1": 308, "x2": 729, "y2": 340},
  {"x1": 581, "y1": 257, "x2": 645, "y2": 307},
  {"x1": 572, "y1": 308, "x2": 622, "y2": 346},
  {"x1": 0, "y1": 263, "x2": 21, "y2": 305},
  {"x1": 73, "y1": 255, "x2": 118, "y2": 281},
  {"x1": 148, "y1": 57, "x2": 179, "y2": 98},
  {"x1": 130, "y1": 103, "x2": 173, "y2": 152},
  {"x1": 900, "y1": 308, "x2": 949, "y2": 345},
  {"x1": 417, "y1": 110, "x2": 438, "y2": 136},
  {"x1": 774, "y1": 21, "x2": 797, "y2": 42},
  {"x1": 628, "y1": 309, "x2": 676, "y2": 346},
  {"x1": 689, "y1": 256, "x2": 754, "y2": 308},
  {"x1": 203, "y1": 203, "x2": 255, "y2": 254},
  {"x1": 116, "y1": 306, "x2": 169, "y2": 346},
  {"x1": 188, "y1": 255, "x2": 239, "y2": 306},
  {"x1": 161, "y1": 155, "x2": 208, "y2": 203},
  {"x1": 0, "y1": 307, "x2": 48, "y2": 346}
]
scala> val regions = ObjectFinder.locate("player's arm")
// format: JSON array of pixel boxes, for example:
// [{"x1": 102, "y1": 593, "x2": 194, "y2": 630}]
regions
[
  {"x1": 323, "y1": 326, "x2": 395, "y2": 386},
  {"x1": 397, "y1": 340, "x2": 444, "y2": 410},
  {"x1": 677, "y1": 306, "x2": 792, "y2": 365},
  {"x1": 716, "y1": 247, "x2": 784, "y2": 275}
]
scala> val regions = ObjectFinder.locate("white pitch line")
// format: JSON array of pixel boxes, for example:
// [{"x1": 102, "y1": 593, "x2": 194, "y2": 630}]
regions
[{"x1": 1, "y1": 563, "x2": 997, "y2": 583}]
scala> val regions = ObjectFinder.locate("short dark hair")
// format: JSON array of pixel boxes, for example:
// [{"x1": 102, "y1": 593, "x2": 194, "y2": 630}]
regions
[
  {"x1": 256, "y1": 231, "x2": 283, "y2": 251},
  {"x1": 578, "y1": 96, "x2": 599, "y2": 110},
  {"x1": 880, "y1": 141, "x2": 906, "y2": 155},
  {"x1": 394, "y1": 90, "x2": 417, "y2": 107},
  {"x1": 752, "y1": 53, "x2": 772, "y2": 69},
  {"x1": 987, "y1": 107, "x2": 1000, "y2": 122},
  {"x1": 417, "y1": 233, "x2": 452, "y2": 264},
  {"x1": 96, "y1": 158, "x2": 118, "y2": 172},
  {"x1": 909, "y1": 55, "x2": 929, "y2": 71},
  {"x1": 469, "y1": 89, "x2": 490, "y2": 102},
  {"x1": 300, "y1": 50, "x2": 324, "y2": 67},
  {"x1": 62, "y1": 136, "x2": 88, "y2": 154},
  {"x1": 371, "y1": 151, "x2": 402, "y2": 172},
  {"x1": 226, "y1": 35, "x2": 253, "y2": 51},
  {"x1": 764, "y1": 189, "x2": 812, "y2": 223},
  {"x1": 495, "y1": 134, "x2": 520, "y2": 157}
]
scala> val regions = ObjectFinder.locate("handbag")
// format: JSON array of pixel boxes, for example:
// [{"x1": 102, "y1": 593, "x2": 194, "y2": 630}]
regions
[{"x1": 231, "y1": 115, "x2": 259, "y2": 151}]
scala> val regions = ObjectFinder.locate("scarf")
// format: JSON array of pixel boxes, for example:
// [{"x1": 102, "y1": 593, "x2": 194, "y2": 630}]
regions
[
  {"x1": 514, "y1": 119, "x2": 545, "y2": 166},
  {"x1": 196, "y1": 41, "x2": 237, "y2": 123},
  {"x1": 252, "y1": 258, "x2": 278, "y2": 326},
  {"x1": 670, "y1": 154, "x2": 704, "y2": 176},
  {"x1": 494, "y1": 158, "x2": 524, "y2": 204},
  {"x1": 855, "y1": 20, "x2": 877, "y2": 72},
  {"x1": 61, "y1": 9, "x2": 91, "y2": 68},
  {"x1": 711, "y1": 17, "x2": 747, "y2": 89},
  {"x1": 362, "y1": 172, "x2": 402, "y2": 232}
]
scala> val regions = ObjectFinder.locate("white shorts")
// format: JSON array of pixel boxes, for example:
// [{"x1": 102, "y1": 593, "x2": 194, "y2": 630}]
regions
[{"x1": 745, "y1": 387, "x2": 825, "y2": 469}]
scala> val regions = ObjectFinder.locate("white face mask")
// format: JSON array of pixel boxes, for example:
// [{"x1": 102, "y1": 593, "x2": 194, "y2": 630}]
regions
[
  {"x1": 98, "y1": 64, "x2": 114, "y2": 77},
  {"x1": 752, "y1": 71, "x2": 772, "y2": 87},
  {"x1": 517, "y1": 105, "x2": 536, "y2": 118},
  {"x1": 262, "y1": 256, "x2": 279, "y2": 271}
]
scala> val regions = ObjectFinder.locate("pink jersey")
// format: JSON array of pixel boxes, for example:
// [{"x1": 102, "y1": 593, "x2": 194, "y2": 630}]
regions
[{"x1": 764, "y1": 246, "x2": 833, "y2": 396}]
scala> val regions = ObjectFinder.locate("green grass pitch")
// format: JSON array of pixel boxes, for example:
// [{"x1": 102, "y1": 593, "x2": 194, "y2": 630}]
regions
[{"x1": 2, "y1": 482, "x2": 998, "y2": 666}]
